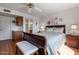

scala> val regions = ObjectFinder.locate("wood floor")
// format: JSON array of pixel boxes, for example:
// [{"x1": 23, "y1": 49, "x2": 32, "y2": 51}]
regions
[
  {"x1": 0, "y1": 40, "x2": 16, "y2": 55},
  {"x1": 0, "y1": 40, "x2": 79, "y2": 55}
]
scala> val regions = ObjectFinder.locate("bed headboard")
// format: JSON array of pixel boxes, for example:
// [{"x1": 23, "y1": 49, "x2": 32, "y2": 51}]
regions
[{"x1": 46, "y1": 25, "x2": 66, "y2": 33}]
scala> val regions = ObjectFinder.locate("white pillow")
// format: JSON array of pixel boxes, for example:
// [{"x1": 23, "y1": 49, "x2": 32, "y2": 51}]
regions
[
  {"x1": 46, "y1": 28, "x2": 54, "y2": 32},
  {"x1": 53, "y1": 27, "x2": 64, "y2": 33}
]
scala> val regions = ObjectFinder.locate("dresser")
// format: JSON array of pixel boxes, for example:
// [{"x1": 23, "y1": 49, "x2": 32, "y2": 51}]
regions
[
  {"x1": 12, "y1": 31, "x2": 23, "y2": 42},
  {"x1": 66, "y1": 34, "x2": 79, "y2": 48}
]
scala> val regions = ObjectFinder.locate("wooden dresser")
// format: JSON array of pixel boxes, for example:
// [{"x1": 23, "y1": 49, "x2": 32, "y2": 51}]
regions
[
  {"x1": 12, "y1": 31, "x2": 23, "y2": 42},
  {"x1": 66, "y1": 34, "x2": 79, "y2": 48}
]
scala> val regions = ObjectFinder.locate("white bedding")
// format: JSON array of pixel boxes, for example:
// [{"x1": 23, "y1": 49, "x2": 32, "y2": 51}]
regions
[{"x1": 35, "y1": 31, "x2": 66, "y2": 55}]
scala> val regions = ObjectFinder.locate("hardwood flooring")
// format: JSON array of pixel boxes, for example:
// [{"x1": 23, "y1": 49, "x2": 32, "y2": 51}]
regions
[
  {"x1": 0, "y1": 40, "x2": 16, "y2": 55},
  {"x1": 0, "y1": 40, "x2": 79, "y2": 55},
  {"x1": 65, "y1": 43, "x2": 79, "y2": 55}
]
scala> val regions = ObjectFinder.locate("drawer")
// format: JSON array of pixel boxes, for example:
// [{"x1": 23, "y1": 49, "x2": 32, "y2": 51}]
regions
[{"x1": 66, "y1": 35, "x2": 79, "y2": 48}]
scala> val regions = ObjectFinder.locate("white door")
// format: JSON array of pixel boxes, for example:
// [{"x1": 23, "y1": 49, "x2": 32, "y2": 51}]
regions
[{"x1": 0, "y1": 16, "x2": 11, "y2": 40}]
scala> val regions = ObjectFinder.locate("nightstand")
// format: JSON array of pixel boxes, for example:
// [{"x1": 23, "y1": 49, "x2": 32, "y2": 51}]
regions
[{"x1": 66, "y1": 34, "x2": 79, "y2": 48}]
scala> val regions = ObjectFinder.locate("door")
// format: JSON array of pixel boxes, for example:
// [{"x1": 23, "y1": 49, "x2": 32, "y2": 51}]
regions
[
  {"x1": 0, "y1": 16, "x2": 11, "y2": 40},
  {"x1": 25, "y1": 19, "x2": 28, "y2": 32}
]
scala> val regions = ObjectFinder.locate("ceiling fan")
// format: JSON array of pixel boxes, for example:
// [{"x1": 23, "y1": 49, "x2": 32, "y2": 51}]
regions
[{"x1": 19, "y1": 3, "x2": 42, "y2": 13}]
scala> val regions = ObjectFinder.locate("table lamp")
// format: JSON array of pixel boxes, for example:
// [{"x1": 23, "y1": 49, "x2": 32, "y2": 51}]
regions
[
  {"x1": 40, "y1": 24, "x2": 45, "y2": 31},
  {"x1": 70, "y1": 24, "x2": 77, "y2": 35}
]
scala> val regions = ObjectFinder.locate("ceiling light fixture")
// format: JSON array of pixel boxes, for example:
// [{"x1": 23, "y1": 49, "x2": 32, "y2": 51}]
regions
[
  {"x1": 27, "y1": 3, "x2": 33, "y2": 13},
  {"x1": 19, "y1": 3, "x2": 42, "y2": 13}
]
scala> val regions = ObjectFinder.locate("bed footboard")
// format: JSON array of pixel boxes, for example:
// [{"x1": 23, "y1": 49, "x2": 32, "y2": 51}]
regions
[{"x1": 23, "y1": 32, "x2": 47, "y2": 55}]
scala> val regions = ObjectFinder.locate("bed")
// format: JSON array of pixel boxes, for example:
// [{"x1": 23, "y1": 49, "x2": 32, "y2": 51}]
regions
[
  {"x1": 36, "y1": 25, "x2": 66, "y2": 54},
  {"x1": 23, "y1": 25, "x2": 66, "y2": 55},
  {"x1": 35, "y1": 31, "x2": 66, "y2": 55}
]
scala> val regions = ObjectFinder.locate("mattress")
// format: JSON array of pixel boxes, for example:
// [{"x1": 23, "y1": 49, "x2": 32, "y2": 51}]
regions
[{"x1": 35, "y1": 31, "x2": 66, "y2": 55}]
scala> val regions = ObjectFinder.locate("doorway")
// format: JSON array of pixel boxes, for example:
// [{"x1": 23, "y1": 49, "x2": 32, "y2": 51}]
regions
[{"x1": 25, "y1": 19, "x2": 33, "y2": 33}]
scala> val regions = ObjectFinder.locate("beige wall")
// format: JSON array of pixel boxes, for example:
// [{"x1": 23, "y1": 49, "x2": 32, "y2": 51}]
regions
[
  {"x1": 0, "y1": 6, "x2": 40, "y2": 33},
  {"x1": 39, "y1": 7, "x2": 79, "y2": 34}
]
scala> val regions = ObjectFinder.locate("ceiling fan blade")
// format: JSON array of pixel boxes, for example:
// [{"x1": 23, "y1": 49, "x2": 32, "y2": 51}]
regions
[
  {"x1": 34, "y1": 7, "x2": 42, "y2": 12},
  {"x1": 18, "y1": 3, "x2": 28, "y2": 8},
  {"x1": 18, "y1": 5, "x2": 25, "y2": 8}
]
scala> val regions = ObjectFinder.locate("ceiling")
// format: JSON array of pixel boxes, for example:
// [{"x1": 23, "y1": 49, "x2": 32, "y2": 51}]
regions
[{"x1": 0, "y1": 3, "x2": 79, "y2": 17}]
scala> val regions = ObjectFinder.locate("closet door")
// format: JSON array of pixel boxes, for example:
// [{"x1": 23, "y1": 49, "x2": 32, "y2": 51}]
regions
[{"x1": 0, "y1": 16, "x2": 11, "y2": 40}]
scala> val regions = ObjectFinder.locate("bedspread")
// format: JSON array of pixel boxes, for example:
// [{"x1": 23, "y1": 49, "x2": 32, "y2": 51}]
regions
[{"x1": 35, "y1": 32, "x2": 66, "y2": 55}]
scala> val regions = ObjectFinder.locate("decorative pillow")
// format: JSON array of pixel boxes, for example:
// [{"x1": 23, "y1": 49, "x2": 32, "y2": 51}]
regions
[
  {"x1": 53, "y1": 27, "x2": 64, "y2": 33},
  {"x1": 46, "y1": 28, "x2": 54, "y2": 32}
]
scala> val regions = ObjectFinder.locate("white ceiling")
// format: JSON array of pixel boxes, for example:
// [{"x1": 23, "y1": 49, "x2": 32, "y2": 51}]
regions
[{"x1": 0, "y1": 3, "x2": 79, "y2": 17}]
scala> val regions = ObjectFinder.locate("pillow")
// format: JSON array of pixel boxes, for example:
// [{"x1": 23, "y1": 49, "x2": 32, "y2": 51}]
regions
[
  {"x1": 53, "y1": 27, "x2": 64, "y2": 33},
  {"x1": 46, "y1": 28, "x2": 54, "y2": 32}
]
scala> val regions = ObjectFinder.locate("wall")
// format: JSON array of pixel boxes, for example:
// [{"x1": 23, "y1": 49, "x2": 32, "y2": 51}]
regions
[
  {"x1": 0, "y1": 6, "x2": 40, "y2": 40},
  {"x1": 10, "y1": 17, "x2": 23, "y2": 31},
  {"x1": 40, "y1": 7, "x2": 79, "y2": 34},
  {"x1": 0, "y1": 15, "x2": 21, "y2": 40},
  {"x1": 32, "y1": 17, "x2": 40, "y2": 33},
  {"x1": 23, "y1": 17, "x2": 40, "y2": 33},
  {"x1": 0, "y1": 15, "x2": 11, "y2": 40},
  {"x1": 0, "y1": 6, "x2": 40, "y2": 33}
]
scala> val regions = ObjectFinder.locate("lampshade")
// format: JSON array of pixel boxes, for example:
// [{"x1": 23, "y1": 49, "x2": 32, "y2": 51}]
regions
[
  {"x1": 40, "y1": 24, "x2": 45, "y2": 31},
  {"x1": 71, "y1": 24, "x2": 77, "y2": 30}
]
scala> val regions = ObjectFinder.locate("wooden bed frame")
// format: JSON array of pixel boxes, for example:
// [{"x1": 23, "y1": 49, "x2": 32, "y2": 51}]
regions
[
  {"x1": 23, "y1": 32, "x2": 47, "y2": 55},
  {"x1": 22, "y1": 25, "x2": 66, "y2": 55}
]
